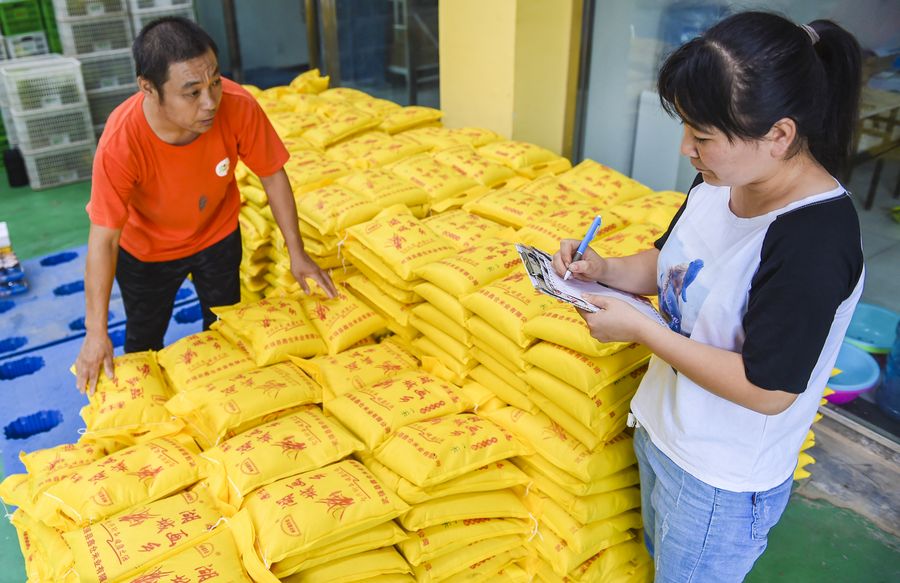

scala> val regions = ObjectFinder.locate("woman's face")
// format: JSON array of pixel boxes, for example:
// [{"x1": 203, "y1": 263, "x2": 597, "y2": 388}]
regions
[{"x1": 679, "y1": 123, "x2": 772, "y2": 187}]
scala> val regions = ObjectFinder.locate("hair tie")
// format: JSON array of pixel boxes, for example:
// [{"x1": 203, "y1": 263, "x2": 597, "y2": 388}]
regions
[{"x1": 800, "y1": 24, "x2": 819, "y2": 45}]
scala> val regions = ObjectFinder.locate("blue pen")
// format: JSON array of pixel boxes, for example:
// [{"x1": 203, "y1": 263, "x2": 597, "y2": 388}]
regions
[{"x1": 564, "y1": 215, "x2": 602, "y2": 281}]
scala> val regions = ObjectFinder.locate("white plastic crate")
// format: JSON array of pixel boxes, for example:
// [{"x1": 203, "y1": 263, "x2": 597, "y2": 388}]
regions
[
  {"x1": 5, "y1": 31, "x2": 49, "y2": 58},
  {"x1": 0, "y1": 57, "x2": 86, "y2": 113},
  {"x1": 130, "y1": 5, "x2": 193, "y2": 34},
  {"x1": 87, "y1": 83, "x2": 135, "y2": 126},
  {"x1": 22, "y1": 142, "x2": 95, "y2": 189},
  {"x1": 1, "y1": 106, "x2": 17, "y2": 146},
  {"x1": 0, "y1": 36, "x2": 7, "y2": 61},
  {"x1": 9, "y1": 105, "x2": 94, "y2": 150},
  {"x1": 128, "y1": 0, "x2": 192, "y2": 10},
  {"x1": 78, "y1": 49, "x2": 135, "y2": 91},
  {"x1": 52, "y1": 0, "x2": 127, "y2": 19},
  {"x1": 58, "y1": 15, "x2": 132, "y2": 56}
]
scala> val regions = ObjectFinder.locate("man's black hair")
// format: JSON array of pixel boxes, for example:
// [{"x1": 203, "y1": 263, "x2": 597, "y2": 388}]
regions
[{"x1": 133, "y1": 16, "x2": 219, "y2": 100}]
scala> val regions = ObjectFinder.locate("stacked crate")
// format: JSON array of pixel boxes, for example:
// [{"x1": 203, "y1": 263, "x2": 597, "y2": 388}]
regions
[
  {"x1": 0, "y1": 0, "x2": 49, "y2": 58},
  {"x1": 127, "y1": 0, "x2": 195, "y2": 37},
  {"x1": 37, "y1": 0, "x2": 62, "y2": 53},
  {"x1": 53, "y1": 0, "x2": 134, "y2": 134},
  {"x1": 0, "y1": 55, "x2": 95, "y2": 188}
]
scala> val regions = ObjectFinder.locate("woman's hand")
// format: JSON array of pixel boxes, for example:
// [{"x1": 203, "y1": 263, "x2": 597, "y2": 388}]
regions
[
  {"x1": 552, "y1": 238, "x2": 607, "y2": 281},
  {"x1": 291, "y1": 251, "x2": 338, "y2": 298},
  {"x1": 577, "y1": 295, "x2": 653, "y2": 344}
]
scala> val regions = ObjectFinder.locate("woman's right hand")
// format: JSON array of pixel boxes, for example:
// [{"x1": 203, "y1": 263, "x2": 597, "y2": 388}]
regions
[
  {"x1": 552, "y1": 238, "x2": 607, "y2": 281},
  {"x1": 74, "y1": 331, "x2": 114, "y2": 395}
]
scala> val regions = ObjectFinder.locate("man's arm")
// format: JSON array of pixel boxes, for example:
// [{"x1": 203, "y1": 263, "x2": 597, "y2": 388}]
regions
[
  {"x1": 74, "y1": 224, "x2": 120, "y2": 393},
  {"x1": 259, "y1": 168, "x2": 337, "y2": 297}
]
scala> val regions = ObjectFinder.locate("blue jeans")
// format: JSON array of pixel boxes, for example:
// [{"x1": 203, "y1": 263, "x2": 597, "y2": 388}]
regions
[{"x1": 633, "y1": 426, "x2": 793, "y2": 582}]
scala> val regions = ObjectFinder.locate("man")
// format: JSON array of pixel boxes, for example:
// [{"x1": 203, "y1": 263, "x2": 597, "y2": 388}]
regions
[{"x1": 74, "y1": 17, "x2": 335, "y2": 393}]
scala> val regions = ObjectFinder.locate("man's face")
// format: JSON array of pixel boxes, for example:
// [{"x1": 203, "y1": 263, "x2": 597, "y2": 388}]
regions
[{"x1": 153, "y1": 49, "x2": 223, "y2": 135}]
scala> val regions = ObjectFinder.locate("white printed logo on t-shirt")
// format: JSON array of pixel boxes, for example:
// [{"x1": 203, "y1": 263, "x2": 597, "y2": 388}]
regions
[{"x1": 215, "y1": 157, "x2": 230, "y2": 177}]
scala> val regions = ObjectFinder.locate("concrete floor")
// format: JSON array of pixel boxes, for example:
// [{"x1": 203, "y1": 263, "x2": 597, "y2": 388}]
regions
[{"x1": 0, "y1": 160, "x2": 898, "y2": 581}]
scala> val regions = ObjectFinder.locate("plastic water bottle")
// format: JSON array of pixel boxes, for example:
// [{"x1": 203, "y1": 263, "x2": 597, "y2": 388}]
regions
[{"x1": 876, "y1": 321, "x2": 900, "y2": 421}]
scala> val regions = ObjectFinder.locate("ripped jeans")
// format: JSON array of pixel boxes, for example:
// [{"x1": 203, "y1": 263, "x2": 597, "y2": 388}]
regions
[{"x1": 632, "y1": 426, "x2": 793, "y2": 582}]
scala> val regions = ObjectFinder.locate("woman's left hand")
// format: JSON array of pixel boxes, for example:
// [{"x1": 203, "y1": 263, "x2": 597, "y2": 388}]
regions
[{"x1": 577, "y1": 294, "x2": 651, "y2": 344}]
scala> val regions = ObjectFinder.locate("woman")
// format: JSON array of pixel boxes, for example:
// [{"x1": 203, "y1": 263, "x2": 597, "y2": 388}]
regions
[{"x1": 553, "y1": 12, "x2": 864, "y2": 582}]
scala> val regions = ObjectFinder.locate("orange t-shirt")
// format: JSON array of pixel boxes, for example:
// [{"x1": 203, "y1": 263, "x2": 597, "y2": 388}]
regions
[{"x1": 87, "y1": 78, "x2": 289, "y2": 261}]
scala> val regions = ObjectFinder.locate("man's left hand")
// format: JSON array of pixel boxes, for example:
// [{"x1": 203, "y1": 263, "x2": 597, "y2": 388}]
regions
[{"x1": 291, "y1": 251, "x2": 337, "y2": 298}]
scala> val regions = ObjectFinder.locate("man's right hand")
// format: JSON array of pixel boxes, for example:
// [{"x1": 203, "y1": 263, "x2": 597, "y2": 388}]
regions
[
  {"x1": 75, "y1": 331, "x2": 115, "y2": 395},
  {"x1": 552, "y1": 238, "x2": 608, "y2": 282}
]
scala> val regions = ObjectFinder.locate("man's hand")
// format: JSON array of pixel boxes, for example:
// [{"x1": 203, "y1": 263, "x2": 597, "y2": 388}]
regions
[
  {"x1": 291, "y1": 251, "x2": 338, "y2": 298},
  {"x1": 552, "y1": 238, "x2": 608, "y2": 282},
  {"x1": 74, "y1": 331, "x2": 114, "y2": 395}
]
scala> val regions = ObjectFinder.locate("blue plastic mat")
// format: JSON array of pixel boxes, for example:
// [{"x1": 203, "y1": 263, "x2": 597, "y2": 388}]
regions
[{"x1": 0, "y1": 248, "x2": 204, "y2": 478}]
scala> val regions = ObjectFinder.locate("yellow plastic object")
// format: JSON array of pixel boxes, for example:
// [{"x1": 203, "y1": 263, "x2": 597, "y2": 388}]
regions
[
  {"x1": 477, "y1": 139, "x2": 572, "y2": 178},
  {"x1": 486, "y1": 407, "x2": 636, "y2": 482},
  {"x1": 561, "y1": 159, "x2": 654, "y2": 206},
  {"x1": 460, "y1": 271, "x2": 558, "y2": 347},
  {"x1": 462, "y1": 188, "x2": 555, "y2": 229},
  {"x1": 292, "y1": 337, "x2": 419, "y2": 399},
  {"x1": 517, "y1": 206, "x2": 627, "y2": 252},
  {"x1": 594, "y1": 222, "x2": 666, "y2": 258},
  {"x1": 326, "y1": 370, "x2": 470, "y2": 449},
  {"x1": 281, "y1": 546, "x2": 412, "y2": 583},
  {"x1": 35, "y1": 434, "x2": 201, "y2": 530},
  {"x1": 283, "y1": 149, "x2": 352, "y2": 194},
  {"x1": 432, "y1": 144, "x2": 524, "y2": 189},
  {"x1": 608, "y1": 190, "x2": 686, "y2": 230},
  {"x1": 164, "y1": 362, "x2": 321, "y2": 449},
  {"x1": 414, "y1": 238, "x2": 526, "y2": 298},
  {"x1": 272, "y1": 520, "x2": 408, "y2": 578},
  {"x1": 20, "y1": 441, "x2": 105, "y2": 501},
  {"x1": 387, "y1": 155, "x2": 489, "y2": 211},
  {"x1": 10, "y1": 509, "x2": 74, "y2": 581},
  {"x1": 301, "y1": 287, "x2": 387, "y2": 355},
  {"x1": 422, "y1": 210, "x2": 515, "y2": 250},
  {"x1": 289, "y1": 69, "x2": 330, "y2": 93},
  {"x1": 411, "y1": 534, "x2": 526, "y2": 583},
  {"x1": 524, "y1": 341, "x2": 652, "y2": 397},
  {"x1": 233, "y1": 460, "x2": 409, "y2": 571},
  {"x1": 64, "y1": 486, "x2": 228, "y2": 582},
  {"x1": 379, "y1": 105, "x2": 443, "y2": 134},
  {"x1": 201, "y1": 405, "x2": 364, "y2": 508},
  {"x1": 127, "y1": 525, "x2": 254, "y2": 582},
  {"x1": 157, "y1": 330, "x2": 256, "y2": 392},
  {"x1": 295, "y1": 184, "x2": 382, "y2": 237},
  {"x1": 523, "y1": 303, "x2": 631, "y2": 357},
  {"x1": 398, "y1": 488, "x2": 530, "y2": 531},
  {"x1": 398, "y1": 517, "x2": 530, "y2": 566},
  {"x1": 213, "y1": 297, "x2": 326, "y2": 365},
  {"x1": 372, "y1": 413, "x2": 531, "y2": 488},
  {"x1": 338, "y1": 167, "x2": 430, "y2": 208},
  {"x1": 532, "y1": 514, "x2": 637, "y2": 577}
]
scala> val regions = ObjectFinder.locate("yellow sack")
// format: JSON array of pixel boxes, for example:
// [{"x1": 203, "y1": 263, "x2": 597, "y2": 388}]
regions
[
  {"x1": 296, "y1": 184, "x2": 382, "y2": 236},
  {"x1": 485, "y1": 407, "x2": 636, "y2": 483},
  {"x1": 411, "y1": 534, "x2": 526, "y2": 583},
  {"x1": 301, "y1": 287, "x2": 387, "y2": 355},
  {"x1": 341, "y1": 243, "x2": 422, "y2": 300},
  {"x1": 523, "y1": 303, "x2": 631, "y2": 357},
  {"x1": 461, "y1": 380, "x2": 508, "y2": 415},
  {"x1": 354, "y1": 96, "x2": 403, "y2": 117},
  {"x1": 460, "y1": 271, "x2": 558, "y2": 347},
  {"x1": 339, "y1": 167, "x2": 430, "y2": 208},
  {"x1": 594, "y1": 222, "x2": 665, "y2": 258},
  {"x1": 303, "y1": 108, "x2": 381, "y2": 149},
  {"x1": 346, "y1": 205, "x2": 457, "y2": 280},
  {"x1": 533, "y1": 515, "x2": 636, "y2": 577},
  {"x1": 281, "y1": 135, "x2": 321, "y2": 153},
  {"x1": 387, "y1": 154, "x2": 488, "y2": 211},
  {"x1": 292, "y1": 337, "x2": 419, "y2": 398},
  {"x1": 414, "y1": 281, "x2": 469, "y2": 325},
  {"x1": 467, "y1": 363, "x2": 536, "y2": 414},
  {"x1": 414, "y1": 238, "x2": 520, "y2": 298},
  {"x1": 524, "y1": 341, "x2": 651, "y2": 397},
  {"x1": 11, "y1": 509, "x2": 74, "y2": 581},
  {"x1": 562, "y1": 159, "x2": 653, "y2": 206},
  {"x1": 289, "y1": 69, "x2": 330, "y2": 93},
  {"x1": 398, "y1": 517, "x2": 530, "y2": 566},
  {"x1": 282, "y1": 546, "x2": 412, "y2": 583},
  {"x1": 344, "y1": 274, "x2": 418, "y2": 329},
  {"x1": 233, "y1": 459, "x2": 409, "y2": 569},
  {"x1": 165, "y1": 362, "x2": 321, "y2": 448},
  {"x1": 455, "y1": 559, "x2": 529, "y2": 583},
  {"x1": 319, "y1": 86, "x2": 372, "y2": 103},
  {"x1": 524, "y1": 361, "x2": 648, "y2": 434},
  {"x1": 269, "y1": 111, "x2": 323, "y2": 138},
  {"x1": 477, "y1": 139, "x2": 572, "y2": 178},
  {"x1": 78, "y1": 351, "x2": 182, "y2": 447},
  {"x1": 517, "y1": 206, "x2": 627, "y2": 252},
  {"x1": 64, "y1": 486, "x2": 228, "y2": 583},
  {"x1": 451, "y1": 126, "x2": 503, "y2": 147},
  {"x1": 527, "y1": 381, "x2": 633, "y2": 449},
  {"x1": 467, "y1": 315, "x2": 528, "y2": 370},
  {"x1": 272, "y1": 520, "x2": 409, "y2": 578},
  {"x1": 36, "y1": 434, "x2": 201, "y2": 530},
  {"x1": 284, "y1": 149, "x2": 352, "y2": 194},
  {"x1": 202, "y1": 405, "x2": 364, "y2": 508},
  {"x1": 157, "y1": 330, "x2": 256, "y2": 392},
  {"x1": 213, "y1": 297, "x2": 326, "y2": 365},
  {"x1": 326, "y1": 371, "x2": 470, "y2": 450},
  {"x1": 531, "y1": 470, "x2": 641, "y2": 525},
  {"x1": 411, "y1": 302, "x2": 469, "y2": 345},
  {"x1": 566, "y1": 540, "x2": 647, "y2": 583},
  {"x1": 422, "y1": 210, "x2": 515, "y2": 250},
  {"x1": 0, "y1": 473, "x2": 30, "y2": 510},
  {"x1": 327, "y1": 131, "x2": 429, "y2": 169},
  {"x1": 433, "y1": 144, "x2": 525, "y2": 189},
  {"x1": 409, "y1": 314, "x2": 472, "y2": 364},
  {"x1": 462, "y1": 188, "x2": 552, "y2": 229},
  {"x1": 397, "y1": 125, "x2": 467, "y2": 149},
  {"x1": 400, "y1": 491, "x2": 529, "y2": 532},
  {"x1": 239, "y1": 185, "x2": 269, "y2": 210},
  {"x1": 410, "y1": 336, "x2": 472, "y2": 385},
  {"x1": 515, "y1": 454, "x2": 640, "y2": 498},
  {"x1": 380, "y1": 105, "x2": 443, "y2": 134},
  {"x1": 20, "y1": 441, "x2": 106, "y2": 501},
  {"x1": 372, "y1": 413, "x2": 530, "y2": 488},
  {"x1": 608, "y1": 190, "x2": 686, "y2": 230},
  {"x1": 127, "y1": 525, "x2": 254, "y2": 583}
]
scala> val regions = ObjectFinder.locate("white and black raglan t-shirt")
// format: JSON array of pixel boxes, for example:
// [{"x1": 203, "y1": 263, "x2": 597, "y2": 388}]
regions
[{"x1": 630, "y1": 177, "x2": 864, "y2": 492}]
